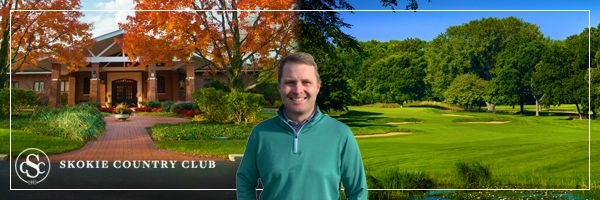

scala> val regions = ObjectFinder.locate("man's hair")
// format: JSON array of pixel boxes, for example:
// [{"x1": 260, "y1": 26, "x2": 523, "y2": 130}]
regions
[{"x1": 278, "y1": 52, "x2": 321, "y2": 83}]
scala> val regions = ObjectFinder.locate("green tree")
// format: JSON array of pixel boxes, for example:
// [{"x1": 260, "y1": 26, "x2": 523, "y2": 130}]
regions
[
  {"x1": 298, "y1": 0, "x2": 358, "y2": 112},
  {"x1": 490, "y1": 40, "x2": 546, "y2": 113},
  {"x1": 351, "y1": 39, "x2": 427, "y2": 104},
  {"x1": 531, "y1": 41, "x2": 571, "y2": 115},
  {"x1": 444, "y1": 73, "x2": 487, "y2": 111},
  {"x1": 364, "y1": 52, "x2": 426, "y2": 104},
  {"x1": 298, "y1": 0, "x2": 429, "y2": 111},
  {"x1": 425, "y1": 17, "x2": 543, "y2": 102},
  {"x1": 298, "y1": 20, "x2": 352, "y2": 112},
  {"x1": 563, "y1": 25, "x2": 600, "y2": 118}
]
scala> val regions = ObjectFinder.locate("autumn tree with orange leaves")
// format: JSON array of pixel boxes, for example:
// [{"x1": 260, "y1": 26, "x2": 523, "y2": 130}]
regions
[
  {"x1": 0, "y1": 0, "x2": 93, "y2": 88},
  {"x1": 119, "y1": 0, "x2": 297, "y2": 91}
]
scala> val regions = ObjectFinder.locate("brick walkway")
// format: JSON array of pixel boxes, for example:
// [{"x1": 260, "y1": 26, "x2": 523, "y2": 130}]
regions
[{"x1": 50, "y1": 115, "x2": 211, "y2": 161}]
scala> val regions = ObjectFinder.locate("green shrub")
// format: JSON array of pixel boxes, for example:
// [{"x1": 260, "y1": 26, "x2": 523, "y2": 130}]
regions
[
  {"x1": 205, "y1": 80, "x2": 230, "y2": 92},
  {"x1": 194, "y1": 88, "x2": 263, "y2": 123},
  {"x1": 0, "y1": 88, "x2": 39, "y2": 116},
  {"x1": 172, "y1": 102, "x2": 199, "y2": 116},
  {"x1": 25, "y1": 104, "x2": 105, "y2": 141},
  {"x1": 227, "y1": 90, "x2": 263, "y2": 123},
  {"x1": 150, "y1": 122, "x2": 253, "y2": 141},
  {"x1": 456, "y1": 161, "x2": 491, "y2": 188},
  {"x1": 161, "y1": 101, "x2": 174, "y2": 112},
  {"x1": 194, "y1": 87, "x2": 231, "y2": 122},
  {"x1": 146, "y1": 101, "x2": 161, "y2": 108}
]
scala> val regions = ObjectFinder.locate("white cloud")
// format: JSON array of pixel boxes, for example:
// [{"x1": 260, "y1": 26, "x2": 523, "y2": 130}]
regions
[{"x1": 81, "y1": 0, "x2": 135, "y2": 37}]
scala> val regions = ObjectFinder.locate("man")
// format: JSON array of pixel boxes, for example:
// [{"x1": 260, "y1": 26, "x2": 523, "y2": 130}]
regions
[{"x1": 236, "y1": 52, "x2": 367, "y2": 200}]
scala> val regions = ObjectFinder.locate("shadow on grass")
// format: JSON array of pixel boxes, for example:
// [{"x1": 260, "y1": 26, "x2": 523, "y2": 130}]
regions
[
  {"x1": 334, "y1": 110, "x2": 390, "y2": 127},
  {"x1": 405, "y1": 104, "x2": 453, "y2": 110},
  {"x1": 338, "y1": 110, "x2": 384, "y2": 118}
]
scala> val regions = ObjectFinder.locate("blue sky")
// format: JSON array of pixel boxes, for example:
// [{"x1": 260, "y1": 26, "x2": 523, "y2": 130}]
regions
[
  {"x1": 79, "y1": 0, "x2": 599, "y2": 41},
  {"x1": 80, "y1": 0, "x2": 134, "y2": 37},
  {"x1": 341, "y1": 0, "x2": 600, "y2": 41}
]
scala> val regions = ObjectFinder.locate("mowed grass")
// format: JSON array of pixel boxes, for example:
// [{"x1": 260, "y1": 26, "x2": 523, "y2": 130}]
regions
[
  {"x1": 0, "y1": 128, "x2": 85, "y2": 155},
  {"x1": 154, "y1": 139, "x2": 247, "y2": 159},
  {"x1": 344, "y1": 106, "x2": 596, "y2": 189}
]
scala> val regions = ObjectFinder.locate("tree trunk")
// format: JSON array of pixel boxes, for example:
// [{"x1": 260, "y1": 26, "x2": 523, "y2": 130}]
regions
[
  {"x1": 519, "y1": 103, "x2": 525, "y2": 114},
  {"x1": 575, "y1": 103, "x2": 582, "y2": 119},
  {"x1": 0, "y1": 18, "x2": 11, "y2": 89},
  {"x1": 532, "y1": 94, "x2": 545, "y2": 117},
  {"x1": 535, "y1": 99, "x2": 540, "y2": 116},
  {"x1": 485, "y1": 102, "x2": 495, "y2": 112}
]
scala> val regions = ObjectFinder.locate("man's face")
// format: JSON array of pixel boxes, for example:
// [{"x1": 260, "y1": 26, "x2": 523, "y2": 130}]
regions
[{"x1": 278, "y1": 62, "x2": 320, "y2": 120}]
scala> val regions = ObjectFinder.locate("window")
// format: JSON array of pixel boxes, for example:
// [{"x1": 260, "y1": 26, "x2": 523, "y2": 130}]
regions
[
  {"x1": 83, "y1": 77, "x2": 90, "y2": 95},
  {"x1": 11, "y1": 81, "x2": 18, "y2": 89},
  {"x1": 157, "y1": 76, "x2": 165, "y2": 93},
  {"x1": 33, "y1": 81, "x2": 44, "y2": 92},
  {"x1": 60, "y1": 81, "x2": 69, "y2": 92}
]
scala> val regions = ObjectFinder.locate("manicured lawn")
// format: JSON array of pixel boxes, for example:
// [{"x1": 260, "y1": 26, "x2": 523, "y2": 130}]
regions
[
  {"x1": 149, "y1": 104, "x2": 597, "y2": 190},
  {"x1": 134, "y1": 111, "x2": 180, "y2": 117},
  {"x1": 347, "y1": 106, "x2": 596, "y2": 189},
  {"x1": 154, "y1": 139, "x2": 247, "y2": 159},
  {"x1": 0, "y1": 128, "x2": 85, "y2": 155}
]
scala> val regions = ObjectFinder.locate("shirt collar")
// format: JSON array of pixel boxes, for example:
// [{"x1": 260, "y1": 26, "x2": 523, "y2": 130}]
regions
[{"x1": 281, "y1": 107, "x2": 318, "y2": 127}]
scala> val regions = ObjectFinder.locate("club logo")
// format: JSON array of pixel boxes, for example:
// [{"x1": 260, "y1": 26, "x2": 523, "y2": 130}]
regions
[{"x1": 15, "y1": 148, "x2": 50, "y2": 185}]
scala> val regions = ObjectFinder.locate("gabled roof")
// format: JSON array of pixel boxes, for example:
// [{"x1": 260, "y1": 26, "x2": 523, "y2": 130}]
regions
[{"x1": 94, "y1": 30, "x2": 125, "y2": 43}]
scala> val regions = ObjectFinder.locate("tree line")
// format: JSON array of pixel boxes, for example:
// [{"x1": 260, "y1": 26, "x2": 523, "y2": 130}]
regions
[
  {"x1": 319, "y1": 17, "x2": 599, "y2": 118},
  {"x1": 3, "y1": 1, "x2": 597, "y2": 118}
]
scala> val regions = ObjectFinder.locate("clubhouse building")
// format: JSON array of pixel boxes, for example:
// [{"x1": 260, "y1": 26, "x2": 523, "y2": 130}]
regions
[{"x1": 11, "y1": 30, "x2": 230, "y2": 107}]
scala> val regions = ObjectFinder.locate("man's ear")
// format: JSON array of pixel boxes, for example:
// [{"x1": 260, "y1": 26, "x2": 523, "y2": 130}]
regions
[{"x1": 317, "y1": 82, "x2": 321, "y2": 92}]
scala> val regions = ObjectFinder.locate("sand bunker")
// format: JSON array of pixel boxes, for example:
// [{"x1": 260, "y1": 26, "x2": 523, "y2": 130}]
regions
[
  {"x1": 355, "y1": 132, "x2": 412, "y2": 138},
  {"x1": 385, "y1": 122, "x2": 421, "y2": 125}
]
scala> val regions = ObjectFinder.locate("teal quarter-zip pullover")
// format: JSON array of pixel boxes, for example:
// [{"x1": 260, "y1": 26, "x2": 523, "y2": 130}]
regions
[{"x1": 236, "y1": 107, "x2": 368, "y2": 200}]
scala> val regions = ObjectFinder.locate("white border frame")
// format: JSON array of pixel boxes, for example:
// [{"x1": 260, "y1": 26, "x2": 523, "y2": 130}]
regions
[{"x1": 9, "y1": 9, "x2": 591, "y2": 191}]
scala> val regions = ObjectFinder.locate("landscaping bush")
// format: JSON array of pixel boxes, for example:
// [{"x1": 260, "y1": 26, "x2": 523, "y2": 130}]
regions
[
  {"x1": 172, "y1": 102, "x2": 200, "y2": 117},
  {"x1": 146, "y1": 101, "x2": 161, "y2": 108},
  {"x1": 151, "y1": 121, "x2": 253, "y2": 141},
  {"x1": 84, "y1": 102, "x2": 101, "y2": 108},
  {"x1": 194, "y1": 88, "x2": 263, "y2": 123},
  {"x1": 25, "y1": 104, "x2": 105, "y2": 141},
  {"x1": 161, "y1": 100, "x2": 174, "y2": 112},
  {"x1": 227, "y1": 90, "x2": 263, "y2": 123},
  {"x1": 194, "y1": 88, "x2": 230, "y2": 122},
  {"x1": 456, "y1": 161, "x2": 491, "y2": 188},
  {"x1": 0, "y1": 88, "x2": 39, "y2": 116}
]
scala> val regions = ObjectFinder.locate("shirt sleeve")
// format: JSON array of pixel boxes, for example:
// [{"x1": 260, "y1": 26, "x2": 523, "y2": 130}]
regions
[
  {"x1": 236, "y1": 131, "x2": 260, "y2": 200},
  {"x1": 340, "y1": 128, "x2": 368, "y2": 200}
]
